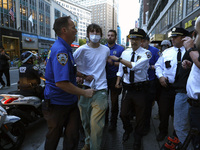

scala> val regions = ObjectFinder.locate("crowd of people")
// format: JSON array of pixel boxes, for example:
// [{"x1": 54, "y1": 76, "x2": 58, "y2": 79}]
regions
[
  {"x1": 41, "y1": 16, "x2": 200, "y2": 150},
  {"x1": 1, "y1": 15, "x2": 200, "y2": 150}
]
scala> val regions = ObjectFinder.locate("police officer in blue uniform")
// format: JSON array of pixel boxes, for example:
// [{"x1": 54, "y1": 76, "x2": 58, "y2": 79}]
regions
[
  {"x1": 43, "y1": 16, "x2": 94, "y2": 150},
  {"x1": 141, "y1": 35, "x2": 160, "y2": 135},
  {"x1": 110, "y1": 28, "x2": 151, "y2": 150},
  {"x1": 105, "y1": 29, "x2": 124, "y2": 131}
]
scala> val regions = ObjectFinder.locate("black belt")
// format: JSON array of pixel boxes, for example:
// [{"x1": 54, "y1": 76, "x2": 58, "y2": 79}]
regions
[
  {"x1": 187, "y1": 98, "x2": 200, "y2": 107},
  {"x1": 122, "y1": 81, "x2": 149, "y2": 91}
]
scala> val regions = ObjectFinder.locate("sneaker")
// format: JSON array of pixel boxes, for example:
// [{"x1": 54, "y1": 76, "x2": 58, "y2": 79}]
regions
[{"x1": 81, "y1": 144, "x2": 90, "y2": 150}]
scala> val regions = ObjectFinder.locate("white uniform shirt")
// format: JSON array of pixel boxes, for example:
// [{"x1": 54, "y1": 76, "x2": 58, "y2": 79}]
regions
[
  {"x1": 116, "y1": 47, "x2": 151, "y2": 84},
  {"x1": 186, "y1": 63, "x2": 200, "y2": 100},
  {"x1": 73, "y1": 44, "x2": 110, "y2": 90},
  {"x1": 155, "y1": 46, "x2": 186, "y2": 83}
]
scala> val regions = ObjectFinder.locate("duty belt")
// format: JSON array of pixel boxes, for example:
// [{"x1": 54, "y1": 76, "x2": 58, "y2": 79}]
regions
[
  {"x1": 187, "y1": 98, "x2": 200, "y2": 107},
  {"x1": 122, "y1": 81, "x2": 149, "y2": 91}
]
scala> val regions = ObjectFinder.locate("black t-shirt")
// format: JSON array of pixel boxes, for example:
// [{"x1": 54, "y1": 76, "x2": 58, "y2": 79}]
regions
[
  {"x1": 173, "y1": 51, "x2": 192, "y2": 92},
  {"x1": 0, "y1": 52, "x2": 9, "y2": 70}
]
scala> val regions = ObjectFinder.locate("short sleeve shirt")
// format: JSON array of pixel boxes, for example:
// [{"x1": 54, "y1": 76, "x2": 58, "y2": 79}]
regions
[
  {"x1": 44, "y1": 37, "x2": 78, "y2": 105},
  {"x1": 105, "y1": 43, "x2": 124, "y2": 79}
]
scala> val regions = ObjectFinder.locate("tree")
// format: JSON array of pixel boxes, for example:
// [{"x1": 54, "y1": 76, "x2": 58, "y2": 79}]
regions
[
  {"x1": 100, "y1": 38, "x2": 107, "y2": 45},
  {"x1": 79, "y1": 39, "x2": 86, "y2": 46}
]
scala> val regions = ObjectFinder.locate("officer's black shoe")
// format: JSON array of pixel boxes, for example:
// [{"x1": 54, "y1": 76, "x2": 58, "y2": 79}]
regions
[
  {"x1": 156, "y1": 132, "x2": 167, "y2": 141},
  {"x1": 122, "y1": 131, "x2": 130, "y2": 142},
  {"x1": 108, "y1": 124, "x2": 116, "y2": 131}
]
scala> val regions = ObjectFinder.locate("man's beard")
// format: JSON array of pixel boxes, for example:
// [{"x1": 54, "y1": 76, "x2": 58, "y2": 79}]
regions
[{"x1": 108, "y1": 40, "x2": 115, "y2": 45}]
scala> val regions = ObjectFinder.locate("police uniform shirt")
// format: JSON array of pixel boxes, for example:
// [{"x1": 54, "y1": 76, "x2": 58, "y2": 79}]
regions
[
  {"x1": 44, "y1": 37, "x2": 78, "y2": 105},
  {"x1": 105, "y1": 43, "x2": 124, "y2": 79},
  {"x1": 148, "y1": 45, "x2": 160, "y2": 81},
  {"x1": 186, "y1": 63, "x2": 200, "y2": 100},
  {"x1": 116, "y1": 47, "x2": 151, "y2": 84},
  {"x1": 155, "y1": 46, "x2": 186, "y2": 84},
  {"x1": 73, "y1": 44, "x2": 110, "y2": 90},
  {"x1": 19, "y1": 64, "x2": 42, "y2": 86}
]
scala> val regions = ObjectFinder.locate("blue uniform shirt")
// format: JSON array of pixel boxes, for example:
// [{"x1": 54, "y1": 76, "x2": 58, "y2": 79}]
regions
[
  {"x1": 44, "y1": 37, "x2": 78, "y2": 105},
  {"x1": 148, "y1": 45, "x2": 160, "y2": 81},
  {"x1": 105, "y1": 43, "x2": 124, "y2": 79}
]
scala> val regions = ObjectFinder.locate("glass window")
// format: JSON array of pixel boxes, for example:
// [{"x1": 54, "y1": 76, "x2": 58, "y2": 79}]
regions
[
  {"x1": 55, "y1": 9, "x2": 60, "y2": 19},
  {"x1": 193, "y1": 0, "x2": 199, "y2": 10},
  {"x1": 186, "y1": 0, "x2": 200, "y2": 14},
  {"x1": 178, "y1": 0, "x2": 183, "y2": 21}
]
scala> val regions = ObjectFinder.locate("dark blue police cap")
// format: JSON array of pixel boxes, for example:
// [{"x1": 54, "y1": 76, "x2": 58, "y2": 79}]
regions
[
  {"x1": 170, "y1": 27, "x2": 189, "y2": 37},
  {"x1": 128, "y1": 28, "x2": 146, "y2": 39}
]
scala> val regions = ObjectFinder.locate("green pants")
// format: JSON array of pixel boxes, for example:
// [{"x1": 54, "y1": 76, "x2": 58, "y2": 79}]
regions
[{"x1": 78, "y1": 89, "x2": 108, "y2": 150}]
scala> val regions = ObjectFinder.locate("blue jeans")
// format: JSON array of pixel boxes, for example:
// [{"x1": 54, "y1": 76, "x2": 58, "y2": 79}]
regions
[{"x1": 174, "y1": 93, "x2": 193, "y2": 149}]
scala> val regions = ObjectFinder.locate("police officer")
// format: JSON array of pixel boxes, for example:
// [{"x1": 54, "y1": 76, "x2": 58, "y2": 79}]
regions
[
  {"x1": 155, "y1": 27, "x2": 189, "y2": 141},
  {"x1": 19, "y1": 51, "x2": 44, "y2": 99},
  {"x1": 43, "y1": 16, "x2": 94, "y2": 150},
  {"x1": 105, "y1": 29, "x2": 124, "y2": 131},
  {"x1": 141, "y1": 35, "x2": 160, "y2": 135},
  {"x1": 183, "y1": 16, "x2": 200, "y2": 149},
  {"x1": 110, "y1": 28, "x2": 151, "y2": 150}
]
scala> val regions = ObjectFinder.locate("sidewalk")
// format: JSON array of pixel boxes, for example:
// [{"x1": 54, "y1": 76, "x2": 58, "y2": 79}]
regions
[{"x1": 38, "y1": 99, "x2": 174, "y2": 150}]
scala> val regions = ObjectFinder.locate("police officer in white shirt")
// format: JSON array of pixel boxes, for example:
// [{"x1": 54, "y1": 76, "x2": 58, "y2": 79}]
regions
[
  {"x1": 110, "y1": 28, "x2": 151, "y2": 150},
  {"x1": 182, "y1": 16, "x2": 200, "y2": 149},
  {"x1": 155, "y1": 27, "x2": 189, "y2": 141}
]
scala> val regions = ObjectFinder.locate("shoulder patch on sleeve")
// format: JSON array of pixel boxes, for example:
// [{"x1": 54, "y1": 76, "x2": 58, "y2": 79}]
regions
[
  {"x1": 33, "y1": 66, "x2": 39, "y2": 71},
  {"x1": 57, "y1": 53, "x2": 68, "y2": 66},
  {"x1": 145, "y1": 51, "x2": 152, "y2": 58}
]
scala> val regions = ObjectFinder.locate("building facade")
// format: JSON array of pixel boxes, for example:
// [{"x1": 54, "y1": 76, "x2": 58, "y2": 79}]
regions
[
  {"x1": 117, "y1": 25, "x2": 121, "y2": 44},
  {"x1": 66, "y1": 0, "x2": 118, "y2": 39},
  {"x1": 0, "y1": 0, "x2": 78, "y2": 60},
  {"x1": 54, "y1": 0, "x2": 91, "y2": 40},
  {"x1": 140, "y1": 0, "x2": 200, "y2": 43}
]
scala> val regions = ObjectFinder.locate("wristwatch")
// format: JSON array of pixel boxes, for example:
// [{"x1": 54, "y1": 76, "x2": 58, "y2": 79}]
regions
[
  {"x1": 188, "y1": 48, "x2": 196, "y2": 53},
  {"x1": 117, "y1": 57, "x2": 122, "y2": 62}
]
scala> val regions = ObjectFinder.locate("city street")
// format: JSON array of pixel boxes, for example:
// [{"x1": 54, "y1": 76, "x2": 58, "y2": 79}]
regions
[{"x1": 0, "y1": 68, "x2": 173, "y2": 150}]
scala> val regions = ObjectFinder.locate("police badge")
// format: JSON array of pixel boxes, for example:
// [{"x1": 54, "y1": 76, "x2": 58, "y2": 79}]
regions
[
  {"x1": 136, "y1": 55, "x2": 141, "y2": 61},
  {"x1": 57, "y1": 53, "x2": 68, "y2": 66},
  {"x1": 113, "y1": 51, "x2": 117, "y2": 55},
  {"x1": 145, "y1": 51, "x2": 152, "y2": 58}
]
